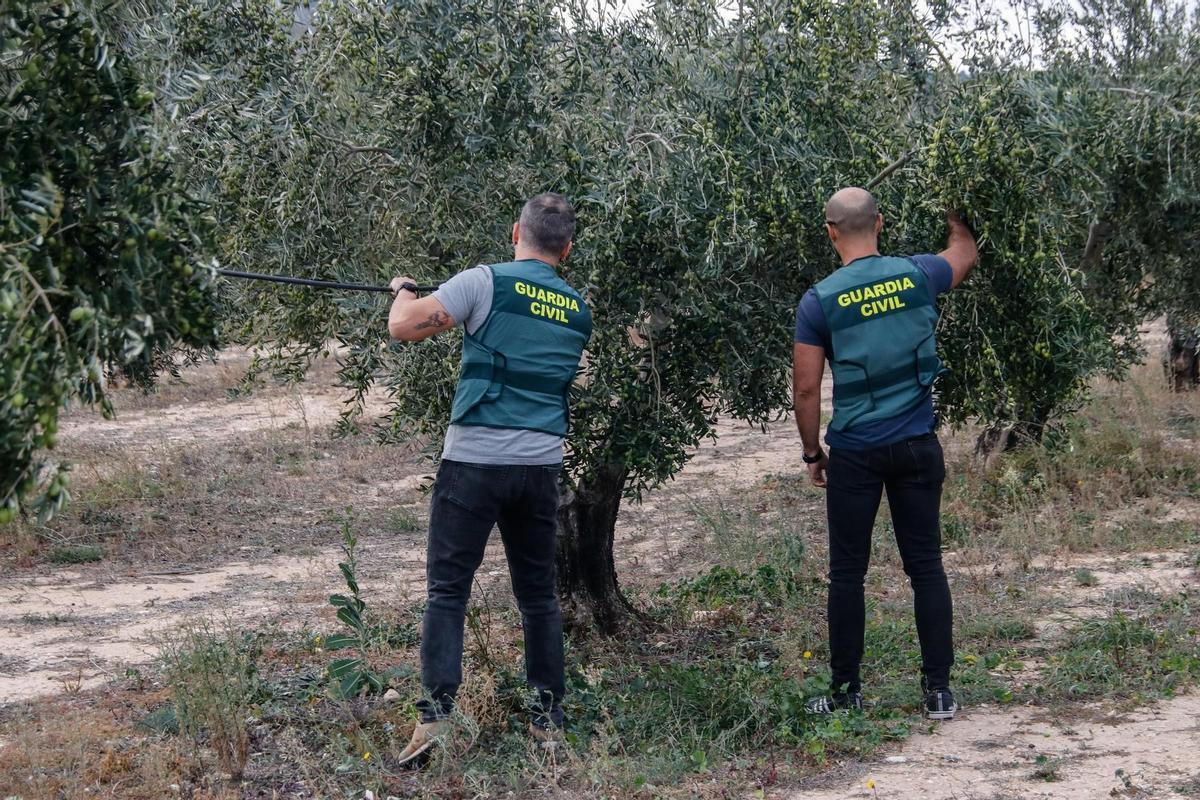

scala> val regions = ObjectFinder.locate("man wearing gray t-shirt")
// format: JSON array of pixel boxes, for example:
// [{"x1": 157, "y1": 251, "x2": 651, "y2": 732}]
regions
[
  {"x1": 386, "y1": 193, "x2": 592, "y2": 767},
  {"x1": 433, "y1": 264, "x2": 568, "y2": 466}
]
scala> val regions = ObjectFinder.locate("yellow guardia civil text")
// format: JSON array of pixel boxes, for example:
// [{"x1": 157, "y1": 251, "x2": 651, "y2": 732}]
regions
[
  {"x1": 515, "y1": 280, "x2": 579, "y2": 324},
  {"x1": 836, "y1": 276, "x2": 915, "y2": 318}
]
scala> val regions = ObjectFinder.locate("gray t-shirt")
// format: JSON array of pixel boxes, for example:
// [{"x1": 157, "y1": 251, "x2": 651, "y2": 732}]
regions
[{"x1": 433, "y1": 265, "x2": 566, "y2": 465}]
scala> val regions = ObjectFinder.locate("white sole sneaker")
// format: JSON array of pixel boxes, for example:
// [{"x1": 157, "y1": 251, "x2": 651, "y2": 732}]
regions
[{"x1": 923, "y1": 690, "x2": 958, "y2": 720}]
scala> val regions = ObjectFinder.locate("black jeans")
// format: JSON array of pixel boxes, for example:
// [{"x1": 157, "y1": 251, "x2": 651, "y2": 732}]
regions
[
  {"x1": 825, "y1": 433, "x2": 953, "y2": 693},
  {"x1": 417, "y1": 459, "x2": 565, "y2": 727}
]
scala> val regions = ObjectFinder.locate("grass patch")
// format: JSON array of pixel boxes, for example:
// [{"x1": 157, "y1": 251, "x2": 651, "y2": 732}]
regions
[
  {"x1": 956, "y1": 610, "x2": 1037, "y2": 646},
  {"x1": 690, "y1": 494, "x2": 808, "y2": 571},
  {"x1": 1039, "y1": 593, "x2": 1200, "y2": 702},
  {"x1": 1, "y1": 422, "x2": 426, "y2": 567},
  {"x1": 944, "y1": 377, "x2": 1200, "y2": 557},
  {"x1": 46, "y1": 545, "x2": 104, "y2": 564},
  {"x1": 387, "y1": 506, "x2": 421, "y2": 533}
]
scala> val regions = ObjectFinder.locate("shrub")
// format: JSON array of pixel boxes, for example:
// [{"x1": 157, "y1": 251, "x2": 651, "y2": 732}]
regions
[{"x1": 159, "y1": 619, "x2": 262, "y2": 779}]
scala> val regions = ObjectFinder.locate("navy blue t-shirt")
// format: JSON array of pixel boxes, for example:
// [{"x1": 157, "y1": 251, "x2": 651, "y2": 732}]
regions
[{"x1": 795, "y1": 254, "x2": 953, "y2": 451}]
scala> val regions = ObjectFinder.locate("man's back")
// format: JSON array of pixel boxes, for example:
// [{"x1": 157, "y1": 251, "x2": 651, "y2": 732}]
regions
[
  {"x1": 434, "y1": 259, "x2": 591, "y2": 465},
  {"x1": 796, "y1": 253, "x2": 953, "y2": 450}
]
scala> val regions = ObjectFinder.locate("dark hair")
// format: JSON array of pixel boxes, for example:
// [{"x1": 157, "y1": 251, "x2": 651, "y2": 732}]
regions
[{"x1": 519, "y1": 192, "x2": 576, "y2": 254}]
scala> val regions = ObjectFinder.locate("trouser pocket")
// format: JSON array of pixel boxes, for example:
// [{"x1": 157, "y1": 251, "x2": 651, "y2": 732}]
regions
[{"x1": 905, "y1": 435, "x2": 946, "y2": 485}]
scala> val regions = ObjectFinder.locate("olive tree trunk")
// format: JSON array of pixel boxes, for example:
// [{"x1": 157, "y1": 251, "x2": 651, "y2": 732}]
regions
[
  {"x1": 974, "y1": 407, "x2": 1053, "y2": 462},
  {"x1": 1166, "y1": 321, "x2": 1199, "y2": 392},
  {"x1": 555, "y1": 463, "x2": 640, "y2": 635}
]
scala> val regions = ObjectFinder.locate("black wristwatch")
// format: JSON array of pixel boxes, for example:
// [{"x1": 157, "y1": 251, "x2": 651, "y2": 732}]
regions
[{"x1": 802, "y1": 447, "x2": 825, "y2": 464}]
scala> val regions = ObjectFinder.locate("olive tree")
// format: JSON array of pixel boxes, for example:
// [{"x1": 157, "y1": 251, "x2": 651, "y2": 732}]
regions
[
  {"x1": 878, "y1": 0, "x2": 1200, "y2": 443},
  {"x1": 0, "y1": 0, "x2": 220, "y2": 523},
  {"x1": 132, "y1": 0, "x2": 959, "y2": 630}
]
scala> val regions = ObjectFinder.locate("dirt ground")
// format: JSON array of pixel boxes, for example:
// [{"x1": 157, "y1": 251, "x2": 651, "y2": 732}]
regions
[
  {"x1": 2, "y1": 347, "x2": 1198, "y2": 799},
  {"x1": 0, "y1": 354, "x2": 803, "y2": 705},
  {"x1": 791, "y1": 693, "x2": 1200, "y2": 799}
]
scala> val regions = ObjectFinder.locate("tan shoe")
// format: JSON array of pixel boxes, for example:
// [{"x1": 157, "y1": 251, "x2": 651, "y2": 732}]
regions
[
  {"x1": 397, "y1": 720, "x2": 449, "y2": 769},
  {"x1": 528, "y1": 721, "x2": 565, "y2": 752}
]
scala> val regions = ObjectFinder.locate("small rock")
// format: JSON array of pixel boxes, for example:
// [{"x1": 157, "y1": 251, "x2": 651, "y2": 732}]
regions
[
  {"x1": 941, "y1": 754, "x2": 962, "y2": 762},
  {"x1": 884, "y1": 755, "x2": 908, "y2": 764},
  {"x1": 383, "y1": 688, "x2": 402, "y2": 703}
]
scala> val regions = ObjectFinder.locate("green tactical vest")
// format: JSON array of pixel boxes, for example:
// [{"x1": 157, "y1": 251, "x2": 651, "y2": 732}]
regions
[
  {"x1": 449, "y1": 259, "x2": 592, "y2": 437},
  {"x1": 812, "y1": 255, "x2": 944, "y2": 433}
]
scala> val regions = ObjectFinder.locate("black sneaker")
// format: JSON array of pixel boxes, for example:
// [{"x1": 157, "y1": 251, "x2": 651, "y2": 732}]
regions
[
  {"x1": 805, "y1": 691, "x2": 864, "y2": 714},
  {"x1": 923, "y1": 687, "x2": 958, "y2": 720}
]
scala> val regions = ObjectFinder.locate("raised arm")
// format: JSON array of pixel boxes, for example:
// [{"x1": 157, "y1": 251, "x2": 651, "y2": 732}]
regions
[
  {"x1": 939, "y1": 211, "x2": 978, "y2": 290},
  {"x1": 387, "y1": 277, "x2": 456, "y2": 342}
]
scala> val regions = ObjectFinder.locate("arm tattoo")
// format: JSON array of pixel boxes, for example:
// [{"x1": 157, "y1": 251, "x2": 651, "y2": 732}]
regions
[{"x1": 414, "y1": 311, "x2": 450, "y2": 331}]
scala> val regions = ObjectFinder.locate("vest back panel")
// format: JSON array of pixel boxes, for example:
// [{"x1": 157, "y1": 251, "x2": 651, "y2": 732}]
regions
[
  {"x1": 812, "y1": 256, "x2": 943, "y2": 433},
  {"x1": 450, "y1": 260, "x2": 592, "y2": 437}
]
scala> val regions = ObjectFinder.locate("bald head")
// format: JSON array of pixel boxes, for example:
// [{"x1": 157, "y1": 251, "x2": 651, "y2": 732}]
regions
[{"x1": 825, "y1": 187, "x2": 880, "y2": 237}]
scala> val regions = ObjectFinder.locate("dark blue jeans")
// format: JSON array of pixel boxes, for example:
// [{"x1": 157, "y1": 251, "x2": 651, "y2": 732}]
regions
[
  {"x1": 825, "y1": 433, "x2": 953, "y2": 693},
  {"x1": 417, "y1": 459, "x2": 565, "y2": 728}
]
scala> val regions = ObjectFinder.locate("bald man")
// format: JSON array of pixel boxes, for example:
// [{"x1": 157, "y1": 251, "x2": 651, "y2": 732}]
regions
[{"x1": 794, "y1": 188, "x2": 977, "y2": 720}]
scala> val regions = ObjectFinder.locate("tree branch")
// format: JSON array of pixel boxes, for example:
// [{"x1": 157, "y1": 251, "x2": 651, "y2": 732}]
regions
[
  {"x1": 866, "y1": 149, "x2": 914, "y2": 190},
  {"x1": 310, "y1": 130, "x2": 400, "y2": 164}
]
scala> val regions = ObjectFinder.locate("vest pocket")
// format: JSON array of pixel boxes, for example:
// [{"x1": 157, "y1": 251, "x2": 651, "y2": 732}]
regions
[
  {"x1": 830, "y1": 359, "x2": 875, "y2": 431},
  {"x1": 915, "y1": 333, "x2": 941, "y2": 388}
]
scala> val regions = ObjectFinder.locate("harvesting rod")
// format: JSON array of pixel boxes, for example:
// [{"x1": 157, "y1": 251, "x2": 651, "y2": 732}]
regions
[{"x1": 217, "y1": 269, "x2": 440, "y2": 295}]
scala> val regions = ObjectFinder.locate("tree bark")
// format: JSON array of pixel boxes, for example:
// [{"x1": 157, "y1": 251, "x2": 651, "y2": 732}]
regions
[
  {"x1": 1081, "y1": 220, "x2": 1112, "y2": 271},
  {"x1": 555, "y1": 462, "x2": 640, "y2": 635},
  {"x1": 974, "y1": 408, "x2": 1051, "y2": 462},
  {"x1": 1165, "y1": 321, "x2": 1199, "y2": 392}
]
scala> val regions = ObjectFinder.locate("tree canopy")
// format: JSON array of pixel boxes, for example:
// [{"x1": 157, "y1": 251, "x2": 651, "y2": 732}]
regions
[{"x1": 1, "y1": 0, "x2": 219, "y2": 522}]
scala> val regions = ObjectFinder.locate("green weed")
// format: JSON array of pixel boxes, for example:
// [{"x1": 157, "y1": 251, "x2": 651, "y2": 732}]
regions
[
  {"x1": 663, "y1": 563, "x2": 802, "y2": 608},
  {"x1": 1032, "y1": 753, "x2": 1064, "y2": 782},
  {"x1": 158, "y1": 619, "x2": 263, "y2": 780},
  {"x1": 325, "y1": 507, "x2": 389, "y2": 698},
  {"x1": 388, "y1": 506, "x2": 420, "y2": 533}
]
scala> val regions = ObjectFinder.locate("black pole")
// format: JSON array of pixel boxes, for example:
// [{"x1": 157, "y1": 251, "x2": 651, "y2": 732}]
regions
[{"x1": 217, "y1": 269, "x2": 440, "y2": 294}]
